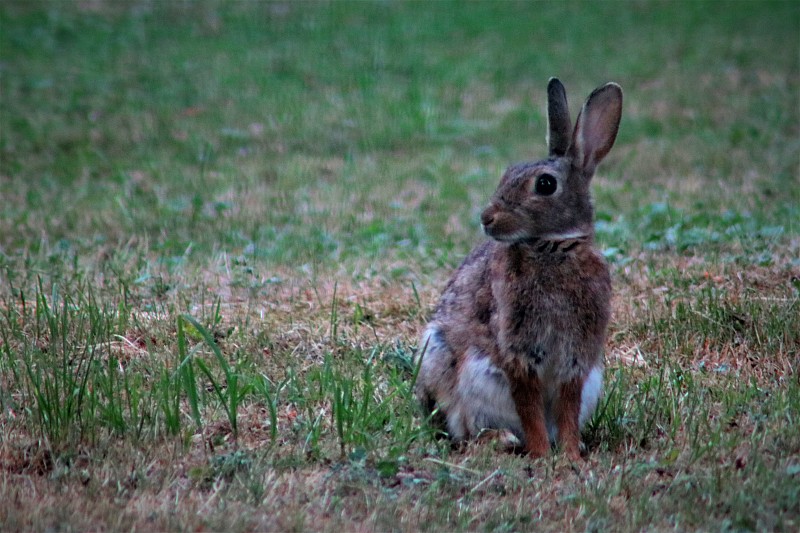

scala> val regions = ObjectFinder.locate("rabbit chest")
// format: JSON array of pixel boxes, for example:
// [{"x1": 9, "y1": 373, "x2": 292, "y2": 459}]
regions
[{"x1": 489, "y1": 240, "x2": 611, "y2": 381}]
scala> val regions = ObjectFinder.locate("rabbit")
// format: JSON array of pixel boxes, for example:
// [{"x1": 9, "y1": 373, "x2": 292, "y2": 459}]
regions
[{"x1": 414, "y1": 78, "x2": 622, "y2": 460}]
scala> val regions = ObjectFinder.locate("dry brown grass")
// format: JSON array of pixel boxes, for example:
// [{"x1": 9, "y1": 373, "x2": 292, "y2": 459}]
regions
[{"x1": 2, "y1": 243, "x2": 798, "y2": 531}]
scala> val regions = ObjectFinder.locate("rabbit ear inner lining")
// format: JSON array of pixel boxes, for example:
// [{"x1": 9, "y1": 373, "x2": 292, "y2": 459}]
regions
[{"x1": 569, "y1": 83, "x2": 623, "y2": 175}]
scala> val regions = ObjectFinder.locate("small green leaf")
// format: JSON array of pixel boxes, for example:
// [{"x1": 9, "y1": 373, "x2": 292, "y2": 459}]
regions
[{"x1": 376, "y1": 459, "x2": 399, "y2": 478}]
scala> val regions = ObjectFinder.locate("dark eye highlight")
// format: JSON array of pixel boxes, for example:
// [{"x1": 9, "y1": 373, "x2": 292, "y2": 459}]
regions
[{"x1": 534, "y1": 174, "x2": 557, "y2": 196}]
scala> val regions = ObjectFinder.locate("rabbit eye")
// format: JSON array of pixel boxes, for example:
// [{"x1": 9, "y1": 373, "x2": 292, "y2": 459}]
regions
[{"x1": 534, "y1": 174, "x2": 557, "y2": 196}]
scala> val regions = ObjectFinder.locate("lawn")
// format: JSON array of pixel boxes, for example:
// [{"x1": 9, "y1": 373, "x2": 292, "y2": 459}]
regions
[{"x1": 1, "y1": 1, "x2": 798, "y2": 531}]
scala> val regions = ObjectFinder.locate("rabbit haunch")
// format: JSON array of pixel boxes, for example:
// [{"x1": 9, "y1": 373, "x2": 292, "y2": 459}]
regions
[{"x1": 415, "y1": 79, "x2": 622, "y2": 460}]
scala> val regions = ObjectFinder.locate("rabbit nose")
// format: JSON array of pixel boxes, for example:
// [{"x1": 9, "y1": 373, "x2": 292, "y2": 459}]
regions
[{"x1": 480, "y1": 209, "x2": 495, "y2": 227}]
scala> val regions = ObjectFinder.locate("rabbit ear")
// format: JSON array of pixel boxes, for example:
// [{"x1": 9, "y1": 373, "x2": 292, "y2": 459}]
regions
[
  {"x1": 546, "y1": 78, "x2": 572, "y2": 157},
  {"x1": 569, "y1": 83, "x2": 623, "y2": 176}
]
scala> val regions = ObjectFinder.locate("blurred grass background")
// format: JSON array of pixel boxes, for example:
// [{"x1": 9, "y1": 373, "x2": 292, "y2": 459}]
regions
[{"x1": 2, "y1": 0, "x2": 797, "y2": 272}]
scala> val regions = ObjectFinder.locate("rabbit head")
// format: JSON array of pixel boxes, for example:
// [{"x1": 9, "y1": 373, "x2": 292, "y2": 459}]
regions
[{"x1": 480, "y1": 78, "x2": 622, "y2": 243}]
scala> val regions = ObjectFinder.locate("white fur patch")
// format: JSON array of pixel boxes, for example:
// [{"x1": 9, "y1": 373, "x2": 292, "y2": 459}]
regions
[
  {"x1": 452, "y1": 349, "x2": 522, "y2": 439},
  {"x1": 540, "y1": 230, "x2": 589, "y2": 241},
  {"x1": 579, "y1": 365, "x2": 604, "y2": 427},
  {"x1": 415, "y1": 325, "x2": 439, "y2": 364},
  {"x1": 487, "y1": 228, "x2": 532, "y2": 243}
]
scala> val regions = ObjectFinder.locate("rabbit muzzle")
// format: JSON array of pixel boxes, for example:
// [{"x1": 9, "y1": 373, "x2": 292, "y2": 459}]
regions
[
  {"x1": 480, "y1": 204, "x2": 504, "y2": 238},
  {"x1": 480, "y1": 205, "x2": 496, "y2": 228},
  {"x1": 481, "y1": 204, "x2": 532, "y2": 242}
]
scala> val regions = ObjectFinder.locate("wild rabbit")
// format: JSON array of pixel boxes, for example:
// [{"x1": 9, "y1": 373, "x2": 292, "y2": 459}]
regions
[{"x1": 415, "y1": 78, "x2": 622, "y2": 460}]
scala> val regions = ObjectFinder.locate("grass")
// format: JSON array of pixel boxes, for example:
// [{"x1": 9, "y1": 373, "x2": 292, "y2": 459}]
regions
[{"x1": 1, "y1": 0, "x2": 799, "y2": 531}]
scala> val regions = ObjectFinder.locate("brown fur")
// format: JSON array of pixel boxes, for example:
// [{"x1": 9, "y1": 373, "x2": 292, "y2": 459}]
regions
[{"x1": 415, "y1": 79, "x2": 623, "y2": 459}]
